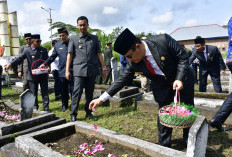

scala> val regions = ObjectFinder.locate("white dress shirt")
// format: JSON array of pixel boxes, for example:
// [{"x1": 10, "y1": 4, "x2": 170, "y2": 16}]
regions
[{"x1": 48, "y1": 48, "x2": 59, "y2": 71}]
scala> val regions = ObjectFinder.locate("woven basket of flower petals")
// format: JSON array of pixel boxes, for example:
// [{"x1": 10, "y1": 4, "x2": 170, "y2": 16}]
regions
[{"x1": 158, "y1": 89, "x2": 199, "y2": 129}]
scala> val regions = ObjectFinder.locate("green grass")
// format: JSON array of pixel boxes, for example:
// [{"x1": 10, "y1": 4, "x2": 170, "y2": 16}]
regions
[
  {"x1": 222, "y1": 53, "x2": 227, "y2": 59},
  {"x1": 1, "y1": 86, "x2": 232, "y2": 156}
]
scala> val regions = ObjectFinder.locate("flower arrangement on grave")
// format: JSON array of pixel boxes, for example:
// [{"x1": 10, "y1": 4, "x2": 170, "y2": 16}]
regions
[
  {"x1": 159, "y1": 89, "x2": 199, "y2": 128},
  {"x1": 0, "y1": 110, "x2": 20, "y2": 122}
]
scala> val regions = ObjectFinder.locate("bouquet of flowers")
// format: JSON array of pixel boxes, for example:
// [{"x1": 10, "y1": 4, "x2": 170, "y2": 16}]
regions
[{"x1": 159, "y1": 89, "x2": 199, "y2": 128}]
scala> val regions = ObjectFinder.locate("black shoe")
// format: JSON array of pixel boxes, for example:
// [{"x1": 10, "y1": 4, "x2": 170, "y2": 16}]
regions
[
  {"x1": 62, "y1": 106, "x2": 68, "y2": 112},
  {"x1": 55, "y1": 95, "x2": 61, "y2": 101},
  {"x1": 86, "y1": 113, "x2": 98, "y2": 121},
  {"x1": 71, "y1": 115, "x2": 77, "y2": 122},
  {"x1": 44, "y1": 108, "x2": 50, "y2": 112},
  {"x1": 33, "y1": 106, "x2": 39, "y2": 111},
  {"x1": 208, "y1": 119, "x2": 224, "y2": 132}
]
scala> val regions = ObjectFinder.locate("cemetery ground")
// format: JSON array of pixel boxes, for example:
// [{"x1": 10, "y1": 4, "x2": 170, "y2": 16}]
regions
[{"x1": 1, "y1": 86, "x2": 232, "y2": 157}]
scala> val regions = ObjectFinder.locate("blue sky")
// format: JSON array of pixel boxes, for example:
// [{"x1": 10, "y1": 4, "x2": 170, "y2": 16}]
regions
[{"x1": 5, "y1": 0, "x2": 232, "y2": 43}]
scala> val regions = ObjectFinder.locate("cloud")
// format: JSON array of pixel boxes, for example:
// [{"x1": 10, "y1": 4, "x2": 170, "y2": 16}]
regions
[
  {"x1": 10, "y1": 1, "x2": 53, "y2": 43},
  {"x1": 59, "y1": 0, "x2": 143, "y2": 27},
  {"x1": 102, "y1": 6, "x2": 119, "y2": 15},
  {"x1": 151, "y1": 11, "x2": 173, "y2": 25},
  {"x1": 185, "y1": 19, "x2": 198, "y2": 26},
  {"x1": 171, "y1": 1, "x2": 193, "y2": 11}
]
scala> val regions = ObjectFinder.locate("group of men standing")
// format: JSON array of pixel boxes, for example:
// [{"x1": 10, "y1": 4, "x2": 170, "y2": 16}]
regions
[
  {"x1": 5, "y1": 16, "x2": 108, "y2": 122},
  {"x1": 2, "y1": 15, "x2": 231, "y2": 149}
]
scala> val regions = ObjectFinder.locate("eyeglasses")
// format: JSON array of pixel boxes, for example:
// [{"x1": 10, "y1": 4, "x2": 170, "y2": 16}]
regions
[
  {"x1": 125, "y1": 49, "x2": 134, "y2": 59},
  {"x1": 35, "y1": 40, "x2": 42, "y2": 43}
]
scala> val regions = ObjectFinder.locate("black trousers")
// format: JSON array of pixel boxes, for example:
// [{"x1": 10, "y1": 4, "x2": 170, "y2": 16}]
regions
[
  {"x1": 59, "y1": 77, "x2": 74, "y2": 108},
  {"x1": 104, "y1": 69, "x2": 112, "y2": 85},
  {"x1": 52, "y1": 70, "x2": 61, "y2": 97},
  {"x1": 191, "y1": 63, "x2": 198, "y2": 84},
  {"x1": 28, "y1": 75, "x2": 49, "y2": 110},
  {"x1": 199, "y1": 69, "x2": 222, "y2": 93},
  {"x1": 70, "y1": 76, "x2": 96, "y2": 117},
  {"x1": 152, "y1": 69, "x2": 194, "y2": 147},
  {"x1": 212, "y1": 92, "x2": 232, "y2": 125},
  {"x1": 22, "y1": 71, "x2": 29, "y2": 91}
]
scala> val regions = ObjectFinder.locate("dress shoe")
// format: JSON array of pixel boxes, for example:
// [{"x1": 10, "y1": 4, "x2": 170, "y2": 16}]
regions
[
  {"x1": 33, "y1": 106, "x2": 39, "y2": 111},
  {"x1": 62, "y1": 106, "x2": 68, "y2": 112},
  {"x1": 44, "y1": 108, "x2": 50, "y2": 112},
  {"x1": 86, "y1": 113, "x2": 98, "y2": 121},
  {"x1": 208, "y1": 119, "x2": 224, "y2": 132},
  {"x1": 71, "y1": 115, "x2": 77, "y2": 122},
  {"x1": 55, "y1": 95, "x2": 61, "y2": 101}
]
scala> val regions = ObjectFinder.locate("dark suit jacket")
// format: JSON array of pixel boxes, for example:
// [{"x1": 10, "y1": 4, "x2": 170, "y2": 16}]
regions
[
  {"x1": 68, "y1": 33, "x2": 101, "y2": 77},
  {"x1": 46, "y1": 40, "x2": 73, "y2": 78},
  {"x1": 11, "y1": 46, "x2": 48, "y2": 81},
  {"x1": 106, "y1": 34, "x2": 190, "y2": 97},
  {"x1": 104, "y1": 48, "x2": 113, "y2": 67},
  {"x1": 189, "y1": 45, "x2": 226, "y2": 74}
]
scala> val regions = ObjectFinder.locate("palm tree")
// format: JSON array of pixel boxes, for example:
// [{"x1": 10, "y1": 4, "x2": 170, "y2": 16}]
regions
[{"x1": 49, "y1": 21, "x2": 101, "y2": 39}]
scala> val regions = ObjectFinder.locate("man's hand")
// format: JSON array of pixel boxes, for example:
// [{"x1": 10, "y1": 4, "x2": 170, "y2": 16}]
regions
[
  {"x1": 4, "y1": 64, "x2": 12, "y2": 72},
  {"x1": 18, "y1": 72, "x2": 22, "y2": 78},
  {"x1": 65, "y1": 71, "x2": 72, "y2": 80},
  {"x1": 39, "y1": 64, "x2": 46, "y2": 69},
  {"x1": 173, "y1": 80, "x2": 183, "y2": 90},
  {"x1": 221, "y1": 70, "x2": 226, "y2": 76},
  {"x1": 89, "y1": 98, "x2": 103, "y2": 111},
  {"x1": 101, "y1": 69, "x2": 107, "y2": 79}
]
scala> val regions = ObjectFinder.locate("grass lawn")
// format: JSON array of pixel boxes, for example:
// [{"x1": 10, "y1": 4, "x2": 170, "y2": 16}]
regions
[{"x1": 1, "y1": 86, "x2": 232, "y2": 156}]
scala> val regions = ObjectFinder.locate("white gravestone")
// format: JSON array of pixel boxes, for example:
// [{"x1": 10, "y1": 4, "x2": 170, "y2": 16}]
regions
[
  {"x1": 111, "y1": 57, "x2": 119, "y2": 83},
  {"x1": 20, "y1": 89, "x2": 35, "y2": 121}
]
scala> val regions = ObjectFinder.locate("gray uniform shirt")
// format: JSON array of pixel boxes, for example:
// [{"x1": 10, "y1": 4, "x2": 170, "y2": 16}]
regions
[
  {"x1": 68, "y1": 33, "x2": 101, "y2": 77},
  {"x1": 18, "y1": 44, "x2": 30, "y2": 74}
]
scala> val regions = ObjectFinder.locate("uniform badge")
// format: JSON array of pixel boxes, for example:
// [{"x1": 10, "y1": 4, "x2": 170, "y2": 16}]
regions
[
  {"x1": 135, "y1": 72, "x2": 143, "y2": 75},
  {"x1": 230, "y1": 51, "x2": 232, "y2": 54},
  {"x1": 79, "y1": 45, "x2": 82, "y2": 49},
  {"x1": 32, "y1": 56, "x2": 35, "y2": 59},
  {"x1": 79, "y1": 40, "x2": 81, "y2": 42},
  {"x1": 59, "y1": 48, "x2": 63, "y2": 50},
  {"x1": 161, "y1": 56, "x2": 165, "y2": 61}
]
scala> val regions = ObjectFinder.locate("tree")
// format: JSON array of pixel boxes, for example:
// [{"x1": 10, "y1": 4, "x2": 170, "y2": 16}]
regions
[
  {"x1": 50, "y1": 22, "x2": 101, "y2": 39},
  {"x1": 110, "y1": 26, "x2": 124, "y2": 39},
  {"x1": 42, "y1": 42, "x2": 51, "y2": 52},
  {"x1": 96, "y1": 30, "x2": 113, "y2": 53},
  {"x1": 19, "y1": 34, "x2": 26, "y2": 46}
]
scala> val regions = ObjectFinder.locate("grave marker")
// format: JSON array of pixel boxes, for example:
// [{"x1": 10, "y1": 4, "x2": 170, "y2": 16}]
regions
[
  {"x1": 20, "y1": 89, "x2": 35, "y2": 121},
  {"x1": 111, "y1": 57, "x2": 119, "y2": 83}
]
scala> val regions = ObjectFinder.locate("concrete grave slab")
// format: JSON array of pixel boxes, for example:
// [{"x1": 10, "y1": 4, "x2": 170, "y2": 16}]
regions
[
  {"x1": 15, "y1": 122, "x2": 187, "y2": 157},
  {"x1": 186, "y1": 116, "x2": 208, "y2": 157}
]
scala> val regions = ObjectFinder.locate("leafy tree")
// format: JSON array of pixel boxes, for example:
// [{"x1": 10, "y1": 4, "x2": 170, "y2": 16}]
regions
[
  {"x1": 110, "y1": 26, "x2": 124, "y2": 39},
  {"x1": 96, "y1": 30, "x2": 113, "y2": 53},
  {"x1": 19, "y1": 34, "x2": 26, "y2": 46},
  {"x1": 42, "y1": 42, "x2": 51, "y2": 52},
  {"x1": 50, "y1": 22, "x2": 101, "y2": 39}
]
